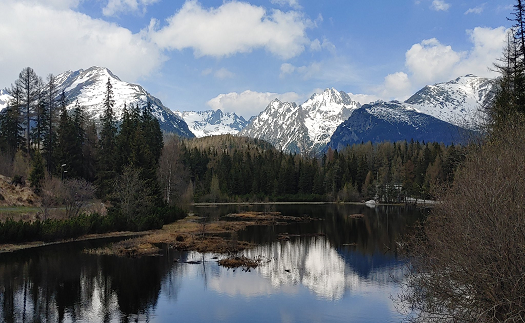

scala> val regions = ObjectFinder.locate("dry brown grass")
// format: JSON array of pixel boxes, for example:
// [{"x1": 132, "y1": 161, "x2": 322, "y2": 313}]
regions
[
  {"x1": 218, "y1": 256, "x2": 263, "y2": 270},
  {"x1": 87, "y1": 212, "x2": 317, "y2": 261},
  {"x1": 223, "y1": 211, "x2": 318, "y2": 224},
  {"x1": 0, "y1": 175, "x2": 40, "y2": 206}
]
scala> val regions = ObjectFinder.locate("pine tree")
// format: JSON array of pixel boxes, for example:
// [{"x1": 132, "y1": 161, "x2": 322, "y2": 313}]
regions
[{"x1": 82, "y1": 119, "x2": 98, "y2": 182}]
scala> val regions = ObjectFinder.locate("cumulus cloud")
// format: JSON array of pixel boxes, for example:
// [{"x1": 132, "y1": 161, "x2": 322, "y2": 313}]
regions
[
  {"x1": 431, "y1": 0, "x2": 450, "y2": 11},
  {"x1": 0, "y1": 0, "x2": 165, "y2": 87},
  {"x1": 103, "y1": 0, "x2": 160, "y2": 16},
  {"x1": 405, "y1": 38, "x2": 462, "y2": 84},
  {"x1": 148, "y1": 0, "x2": 311, "y2": 59},
  {"x1": 453, "y1": 27, "x2": 508, "y2": 77},
  {"x1": 382, "y1": 72, "x2": 412, "y2": 99},
  {"x1": 207, "y1": 90, "x2": 300, "y2": 118},
  {"x1": 405, "y1": 27, "x2": 508, "y2": 85},
  {"x1": 370, "y1": 26, "x2": 507, "y2": 101}
]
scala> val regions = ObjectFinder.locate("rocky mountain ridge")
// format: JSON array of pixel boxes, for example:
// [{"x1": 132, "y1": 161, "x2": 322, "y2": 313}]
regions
[{"x1": 240, "y1": 88, "x2": 361, "y2": 155}]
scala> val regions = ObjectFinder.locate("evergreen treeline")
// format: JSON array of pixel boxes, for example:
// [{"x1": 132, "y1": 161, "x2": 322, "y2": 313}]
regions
[{"x1": 180, "y1": 135, "x2": 466, "y2": 203}]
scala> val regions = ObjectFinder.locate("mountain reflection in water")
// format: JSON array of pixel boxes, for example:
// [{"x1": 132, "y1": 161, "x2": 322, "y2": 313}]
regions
[{"x1": 0, "y1": 204, "x2": 424, "y2": 323}]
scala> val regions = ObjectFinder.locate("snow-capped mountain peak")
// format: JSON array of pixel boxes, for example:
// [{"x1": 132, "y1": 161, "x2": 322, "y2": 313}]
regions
[
  {"x1": 174, "y1": 109, "x2": 248, "y2": 138},
  {"x1": 240, "y1": 88, "x2": 361, "y2": 155},
  {"x1": 405, "y1": 74, "x2": 494, "y2": 129}
]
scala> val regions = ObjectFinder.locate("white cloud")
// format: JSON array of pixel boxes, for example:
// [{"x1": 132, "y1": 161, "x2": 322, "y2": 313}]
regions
[
  {"x1": 270, "y1": 0, "x2": 301, "y2": 10},
  {"x1": 201, "y1": 68, "x2": 213, "y2": 76},
  {"x1": 201, "y1": 67, "x2": 235, "y2": 79},
  {"x1": 372, "y1": 26, "x2": 508, "y2": 101},
  {"x1": 405, "y1": 38, "x2": 462, "y2": 84},
  {"x1": 347, "y1": 93, "x2": 381, "y2": 105},
  {"x1": 280, "y1": 63, "x2": 296, "y2": 78},
  {"x1": 382, "y1": 72, "x2": 412, "y2": 99},
  {"x1": 465, "y1": 5, "x2": 484, "y2": 15},
  {"x1": 309, "y1": 38, "x2": 335, "y2": 53},
  {"x1": 0, "y1": 0, "x2": 165, "y2": 87},
  {"x1": 103, "y1": 0, "x2": 160, "y2": 16},
  {"x1": 214, "y1": 68, "x2": 235, "y2": 79},
  {"x1": 149, "y1": 0, "x2": 311, "y2": 59},
  {"x1": 17, "y1": 0, "x2": 80, "y2": 9},
  {"x1": 207, "y1": 90, "x2": 300, "y2": 118},
  {"x1": 405, "y1": 27, "x2": 508, "y2": 85},
  {"x1": 431, "y1": 0, "x2": 450, "y2": 11},
  {"x1": 310, "y1": 39, "x2": 322, "y2": 51},
  {"x1": 453, "y1": 27, "x2": 508, "y2": 77},
  {"x1": 279, "y1": 62, "x2": 322, "y2": 80}
]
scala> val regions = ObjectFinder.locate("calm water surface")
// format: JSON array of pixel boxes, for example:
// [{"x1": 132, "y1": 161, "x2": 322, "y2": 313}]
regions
[{"x1": 0, "y1": 204, "x2": 425, "y2": 323}]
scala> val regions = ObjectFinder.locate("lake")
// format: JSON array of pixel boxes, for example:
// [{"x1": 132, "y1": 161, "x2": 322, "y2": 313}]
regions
[{"x1": 0, "y1": 204, "x2": 425, "y2": 323}]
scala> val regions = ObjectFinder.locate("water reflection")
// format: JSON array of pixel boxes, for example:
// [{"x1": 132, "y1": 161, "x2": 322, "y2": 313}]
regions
[
  {"x1": 0, "y1": 239, "x2": 182, "y2": 323},
  {"x1": 0, "y1": 204, "x2": 425, "y2": 323}
]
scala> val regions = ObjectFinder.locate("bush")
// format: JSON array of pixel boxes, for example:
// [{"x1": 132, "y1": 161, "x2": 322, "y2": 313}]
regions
[{"x1": 0, "y1": 204, "x2": 188, "y2": 244}]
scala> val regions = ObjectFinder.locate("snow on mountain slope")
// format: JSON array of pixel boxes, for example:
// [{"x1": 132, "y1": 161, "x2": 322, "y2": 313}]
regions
[
  {"x1": 405, "y1": 74, "x2": 495, "y2": 129},
  {"x1": 327, "y1": 101, "x2": 474, "y2": 151},
  {"x1": 240, "y1": 89, "x2": 361, "y2": 155},
  {"x1": 174, "y1": 109, "x2": 248, "y2": 137}
]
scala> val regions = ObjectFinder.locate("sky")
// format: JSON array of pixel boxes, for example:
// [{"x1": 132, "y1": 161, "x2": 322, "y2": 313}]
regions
[{"x1": 0, "y1": 0, "x2": 514, "y2": 119}]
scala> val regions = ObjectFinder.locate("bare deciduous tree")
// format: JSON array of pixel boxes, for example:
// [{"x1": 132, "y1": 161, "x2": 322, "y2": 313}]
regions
[
  {"x1": 114, "y1": 167, "x2": 152, "y2": 221},
  {"x1": 399, "y1": 123, "x2": 525, "y2": 322},
  {"x1": 60, "y1": 179, "x2": 95, "y2": 218},
  {"x1": 40, "y1": 177, "x2": 62, "y2": 220},
  {"x1": 157, "y1": 136, "x2": 189, "y2": 205}
]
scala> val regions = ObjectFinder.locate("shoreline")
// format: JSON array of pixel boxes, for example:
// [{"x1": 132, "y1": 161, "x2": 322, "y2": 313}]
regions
[{"x1": 0, "y1": 231, "x2": 149, "y2": 254}]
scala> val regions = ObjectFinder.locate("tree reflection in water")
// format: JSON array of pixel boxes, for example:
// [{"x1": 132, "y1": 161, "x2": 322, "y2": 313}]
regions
[{"x1": 0, "y1": 239, "x2": 184, "y2": 323}]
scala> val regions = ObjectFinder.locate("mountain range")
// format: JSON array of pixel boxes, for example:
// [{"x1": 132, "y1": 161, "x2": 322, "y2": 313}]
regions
[
  {"x1": 239, "y1": 89, "x2": 360, "y2": 155},
  {"x1": 327, "y1": 101, "x2": 475, "y2": 151},
  {"x1": 0, "y1": 67, "x2": 495, "y2": 154}
]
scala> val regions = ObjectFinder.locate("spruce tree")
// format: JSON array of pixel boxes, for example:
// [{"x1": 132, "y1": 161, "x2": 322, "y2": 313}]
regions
[
  {"x1": 0, "y1": 104, "x2": 25, "y2": 158},
  {"x1": 96, "y1": 78, "x2": 117, "y2": 198},
  {"x1": 29, "y1": 151, "x2": 45, "y2": 194}
]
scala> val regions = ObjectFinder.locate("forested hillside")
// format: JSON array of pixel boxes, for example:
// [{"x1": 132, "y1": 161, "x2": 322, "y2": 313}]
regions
[{"x1": 174, "y1": 135, "x2": 465, "y2": 203}]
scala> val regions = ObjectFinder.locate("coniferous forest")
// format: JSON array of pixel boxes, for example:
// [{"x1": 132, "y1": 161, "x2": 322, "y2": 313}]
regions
[{"x1": 175, "y1": 135, "x2": 465, "y2": 203}]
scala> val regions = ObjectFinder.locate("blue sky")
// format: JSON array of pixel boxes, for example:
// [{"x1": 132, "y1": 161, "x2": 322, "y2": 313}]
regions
[{"x1": 0, "y1": 0, "x2": 514, "y2": 118}]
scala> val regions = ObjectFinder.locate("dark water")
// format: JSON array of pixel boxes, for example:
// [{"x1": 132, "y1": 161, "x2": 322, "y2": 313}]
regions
[{"x1": 0, "y1": 204, "x2": 425, "y2": 323}]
